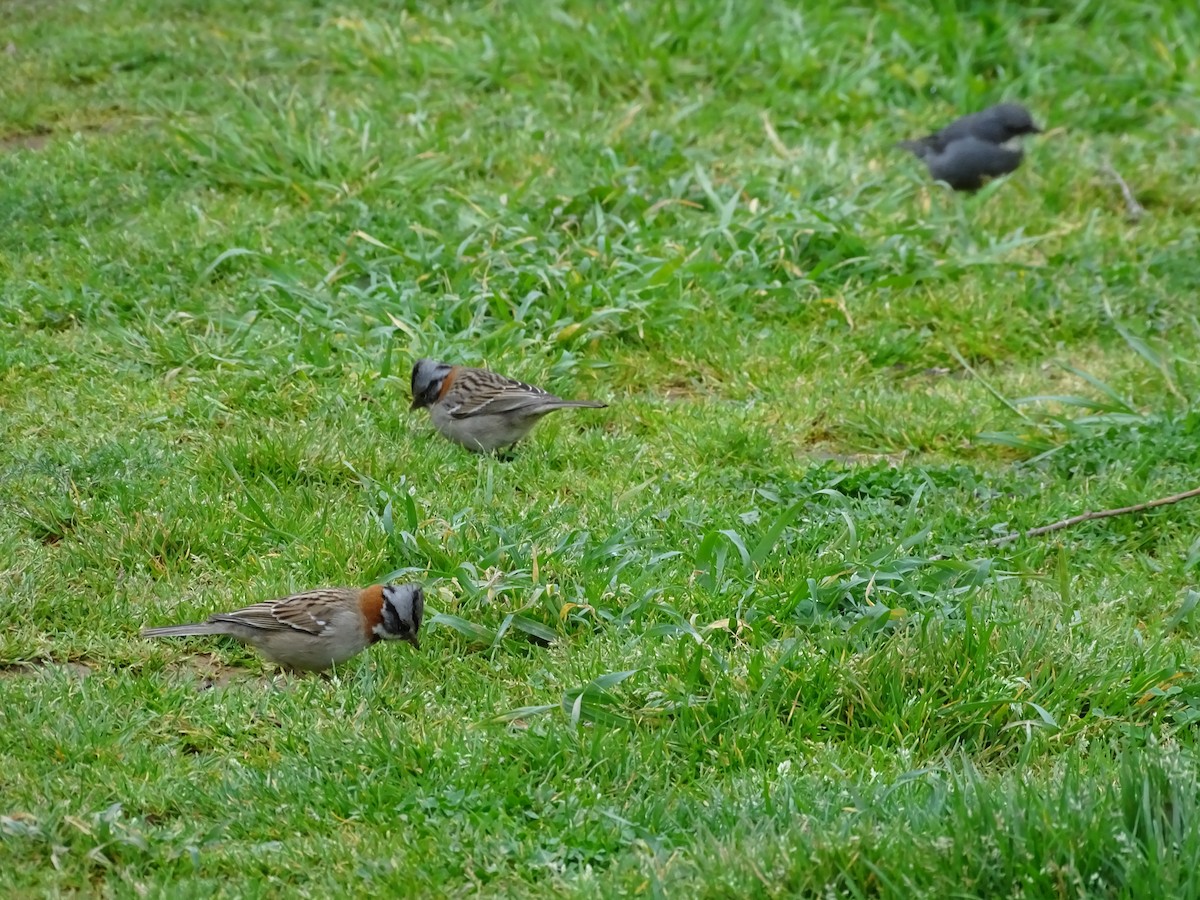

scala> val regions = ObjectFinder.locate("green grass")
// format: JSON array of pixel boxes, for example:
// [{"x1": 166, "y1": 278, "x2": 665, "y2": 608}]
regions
[{"x1": 3, "y1": 0, "x2": 1200, "y2": 894}]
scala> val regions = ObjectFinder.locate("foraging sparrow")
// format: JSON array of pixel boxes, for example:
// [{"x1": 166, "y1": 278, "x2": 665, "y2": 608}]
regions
[
  {"x1": 898, "y1": 102, "x2": 1042, "y2": 192},
  {"x1": 142, "y1": 583, "x2": 424, "y2": 671},
  {"x1": 410, "y1": 358, "x2": 607, "y2": 453}
]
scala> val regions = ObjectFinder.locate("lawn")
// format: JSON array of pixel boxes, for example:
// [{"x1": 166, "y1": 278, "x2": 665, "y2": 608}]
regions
[{"x1": 3, "y1": 0, "x2": 1200, "y2": 895}]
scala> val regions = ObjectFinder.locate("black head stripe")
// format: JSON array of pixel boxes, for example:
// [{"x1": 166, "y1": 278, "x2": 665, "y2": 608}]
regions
[
  {"x1": 379, "y1": 594, "x2": 402, "y2": 636},
  {"x1": 413, "y1": 589, "x2": 425, "y2": 629}
]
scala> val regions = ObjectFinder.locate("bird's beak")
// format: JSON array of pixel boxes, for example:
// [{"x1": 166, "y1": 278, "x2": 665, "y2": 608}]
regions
[
  {"x1": 406, "y1": 635, "x2": 421, "y2": 650},
  {"x1": 409, "y1": 398, "x2": 421, "y2": 411}
]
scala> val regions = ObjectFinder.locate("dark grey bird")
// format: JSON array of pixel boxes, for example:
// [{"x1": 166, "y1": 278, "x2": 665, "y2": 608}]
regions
[
  {"x1": 920, "y1": 136, "x2": 1027, "y2": 192},
  {"x1": 898, "y1": 102, "x2": 1042, "y2": 192}
]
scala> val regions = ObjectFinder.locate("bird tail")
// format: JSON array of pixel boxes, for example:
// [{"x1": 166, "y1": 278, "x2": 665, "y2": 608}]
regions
[
  {"x1": 141, "y1": 623, "x2": 222, "y2": 639},
  {"x1": 551, "y1": 400, "x2": 607, "y2": 409}
]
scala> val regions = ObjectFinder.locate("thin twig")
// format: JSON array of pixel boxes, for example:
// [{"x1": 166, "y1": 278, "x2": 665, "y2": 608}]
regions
[
  {"x1": 760, "y1": 111, "x2": 796, "y2": 161},
  {"x1": 1101, "y1": 160, "x2": 1145, "y2": 222},
  {"x1": 984, "y1": 486, "x2": 1200, "y2": 548}
]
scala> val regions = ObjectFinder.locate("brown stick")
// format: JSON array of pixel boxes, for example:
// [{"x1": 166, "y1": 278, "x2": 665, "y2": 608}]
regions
[
  {"x1": 1101, "y1": 160, "x2": 1146, "y2": 221},
  {"x1": 984, "y1": 486, "x2": 1200, "y2": 547}
]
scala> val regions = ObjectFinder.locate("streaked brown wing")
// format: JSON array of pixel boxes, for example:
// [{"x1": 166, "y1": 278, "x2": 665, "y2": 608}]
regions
[
  {"x1": 450, "y1": 371, "x2": 559, "y2": 419},
  {"x1": 451, "y1": 389, "x2": 560, "y2": 418},
  {"x1": 218, "y1": 588, "x2": 354, "y2": 635}
]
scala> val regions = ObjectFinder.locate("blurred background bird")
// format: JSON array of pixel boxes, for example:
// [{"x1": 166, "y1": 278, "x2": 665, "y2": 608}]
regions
[{"x1": 898, "y1": 102, "x2": 1043, "y2": 192}]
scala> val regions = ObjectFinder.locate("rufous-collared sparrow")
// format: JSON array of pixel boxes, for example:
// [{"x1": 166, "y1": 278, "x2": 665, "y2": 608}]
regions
[
  {"x1": 142, "y1": 583, "x2": 424, "y2": 671},
  {"x1": 410, "y1": 358, "x2": 606, "y2": 453}
]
